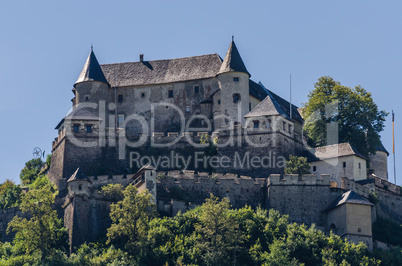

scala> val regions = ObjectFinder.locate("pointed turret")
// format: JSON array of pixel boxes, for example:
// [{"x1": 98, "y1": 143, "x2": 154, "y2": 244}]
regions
[
  {"x1": 74, "y1": 49, "x2": 109, "y2": 88},
  {"x1": 217, "y1": 40, "x2": 250, "y2": 77}
]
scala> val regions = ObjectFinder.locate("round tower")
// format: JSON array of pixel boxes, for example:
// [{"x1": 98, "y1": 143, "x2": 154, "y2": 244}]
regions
[
  {"x1": 369, "y1": 141, "x2": 389, "y2": 180},
  {"x1": 73, "y1": 48, "x2": 110, "y2": 108},
  {"x1": 216, "y1": 40, "x2": 250, "y2": 128}
]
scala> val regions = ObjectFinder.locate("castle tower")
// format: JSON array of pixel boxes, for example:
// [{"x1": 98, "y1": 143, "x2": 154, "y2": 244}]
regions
[
  {"x1": 73, "y1": 48, "x2": 110, "y2": 112},
  {"x1": 215, "y1": 40, "x2": 250, "y2": 128},
  {"x1": 368, "y1": 141, "x2": 389, "y2": 180},
  {"x1": 66, "y1": 167, "x2": 92, "y2": 197}
]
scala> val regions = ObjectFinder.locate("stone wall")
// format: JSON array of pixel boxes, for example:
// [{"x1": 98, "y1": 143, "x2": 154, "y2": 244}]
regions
[
  {"x1": 156, "y1": 171, "x2": 267, "y2": 209},
  {"x1": 0, "y1": 207, "x2": 24, "y2": 243},
  {"x1": 267, "y1": 174, "x2": 344, "y2": 227}
]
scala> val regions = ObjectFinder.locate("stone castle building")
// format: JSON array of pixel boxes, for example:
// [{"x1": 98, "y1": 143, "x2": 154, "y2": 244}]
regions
[{"x1": 6, "y1": 40, "x2": 397, "y2": 251}]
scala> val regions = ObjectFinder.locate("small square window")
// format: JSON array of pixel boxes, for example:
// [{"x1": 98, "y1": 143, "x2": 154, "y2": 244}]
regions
[
  {"x1": 141, "y1": 92, "x2": 145, "y2": 98},
  {"x1": 357, "y1": 228, "x2": 361, "y2": 233},
  {"x1": 86, "y1": 125, "x2": 92, "y2": 133},
  {"x1": 73, "y1": 124, "x2": 80, "y2": 133},
  {"x1": 313, "y1": 166, "x2": 317, "y2": 171},
  {"x1": 78, "y1": 185, "x2": 82, "y2": 190},
  {"x1": 185, "y1": 106, "x2": 191, "y2": 113},
  {"x1": 233, "y1": 77, "x2": 239, "y2": 82},
  {"x1": 168, "y1": 90, "x2": 174, "y2": 98},
  {"x1": 343, "y1": 162, "x2": 346, "y2": 168},
  {"x1": 194, "y1": 86, "x2": 199, "y2": 94},
  {"x1": 84, "y1": 96, "x2": 89, "y2": 101}
]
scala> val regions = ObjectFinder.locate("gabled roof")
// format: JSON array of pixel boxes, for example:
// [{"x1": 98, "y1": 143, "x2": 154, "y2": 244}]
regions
[
  {"x1": 244, "y1": 82, "x2": 303, "y2": 123},
  {"x1": 55, "y1": 106, "x2": 102, "y2": 129},
  {"x1": 307, "y1": 143, "x2": 367, "y2": 162},
  {"x1": 101, "y1": 54, "x2": 222, "y2": 87},
  {"x1": 217, "y1": 41, "x2": 250, "y2": 77},
  {"x1": 67, "y1": 168, "x2": 91, "y2": 183},
  {"x1": 75, "y1": 50, "x2": 109, "y2": 87},
  {"x1": 325, "y1": 190, "x2": 373, "y2": 212}
]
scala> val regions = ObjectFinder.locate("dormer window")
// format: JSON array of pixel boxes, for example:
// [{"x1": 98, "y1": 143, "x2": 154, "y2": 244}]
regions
[
  {"x1": 194, "y1": 86, "x2": 200, "y2": 94},
  {"x1": 233, "y1": 93, "x2": 241, "y2": 103},
  {"x1": 233, "y1": 77, "x2": 239, "y2": 82}
]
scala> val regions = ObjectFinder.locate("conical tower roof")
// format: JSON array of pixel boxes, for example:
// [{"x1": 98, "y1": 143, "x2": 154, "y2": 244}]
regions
[
  {"x1": 67, "y1": 168, "x2": 91, "y2": 183},
  {"x1": 74, "y1": 49, "x2": 109, "y2": 87},
  {"x1": 217, "y1": 40, "x2": 250, "y2": 77}
]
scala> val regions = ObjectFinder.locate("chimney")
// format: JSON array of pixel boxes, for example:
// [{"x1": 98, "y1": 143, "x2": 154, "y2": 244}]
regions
[{"x1": 140, "y1": 54, "x2": 144, "y2": 62}]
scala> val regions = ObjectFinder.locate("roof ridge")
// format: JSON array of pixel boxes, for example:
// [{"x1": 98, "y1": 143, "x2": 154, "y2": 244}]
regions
[{"x1": 100, "y1": 53, "x2": 222, "y2": 67}]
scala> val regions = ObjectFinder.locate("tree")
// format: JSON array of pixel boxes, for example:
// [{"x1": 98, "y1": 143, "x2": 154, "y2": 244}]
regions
[
  {"x1": 106, "y1": 184, "x2": 157, "y2": 253},
  {"x1": 303, "y1": 76, "x2": 387, "y2": 158},
  {"x1": 101, "y1": 183, "x2": 125, "y2": 201},
  {"x1": 0, "y1": 180, "x2": 22, "y2": 209},
  {"x1": 19, "y1": 158, "x2": 44, "y2": 185},
  {"x1": 284, "y1": 155, "x2": 311, "y2": 176},
  {"x1": 7, "y1": 184, "x2": 68, "y2": 262}
]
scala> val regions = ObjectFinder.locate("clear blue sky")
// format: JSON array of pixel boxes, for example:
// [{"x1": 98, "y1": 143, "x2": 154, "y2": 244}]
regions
[{"x1": 0, "y1": 1, "x2": 401, "y2": 185}]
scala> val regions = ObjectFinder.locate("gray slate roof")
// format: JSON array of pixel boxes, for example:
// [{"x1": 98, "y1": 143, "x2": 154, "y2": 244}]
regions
[
  {"x1": 101, "y1": 54, "x2": 223, "y2": 87},
  {"x1": 245, "y1": 82, "x2": 303, "y2": 123},
  {"x1": 217, "y1": 41, "x2": 250, "y2": 77},
  {"x1": 75, "y1": 50, "x2": 109, "y2": 87},
  {"x1": 326, "y1": 190, "x2": 373, "y2": 212},
  {"x1": 375, "y1": 141, "x2": 389, "y2": 156},
  {"x1": 55, "y1": 106, "x2": 102, "y2": 129},
  {"x1": 307, "y1": 143, "x2": 367, "y2": 162},
  {"x1": 67, "y1": 168, "x2": 91, "y2": 183},
  {"x1": 249, "y1": 80, "x2": 268, "y2": 101}
]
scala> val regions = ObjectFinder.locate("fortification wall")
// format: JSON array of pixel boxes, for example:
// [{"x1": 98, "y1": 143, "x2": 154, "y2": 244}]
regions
[
  {"x1": 267, "y1": 174, "x2": 344, "y2": 227},
  {"x1": 156, "y1": 171, "x2": 267, "y2": 209}
]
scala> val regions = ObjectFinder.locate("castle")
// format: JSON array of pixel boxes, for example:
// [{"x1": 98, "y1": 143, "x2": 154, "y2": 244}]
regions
[{"x1": 2, "y1": 40, "x2": 400, "y2": 252}]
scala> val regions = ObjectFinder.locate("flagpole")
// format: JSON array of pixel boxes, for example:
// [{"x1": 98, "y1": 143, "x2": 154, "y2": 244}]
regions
[
  {"x1": 290, "y1": 74, "x2": 292, "y2": 120},
  {"x1": 393, "y1": 110, "x2": 396, "y2": 184}
]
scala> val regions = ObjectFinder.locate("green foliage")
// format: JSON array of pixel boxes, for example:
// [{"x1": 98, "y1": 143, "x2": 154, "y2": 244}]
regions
[
  {"x1": 373, "y1": 217, "x2": 402, "y2": 247},
  {"x1": 106, "y1": 184, "x2": 157, "y2": 254},
  {"x1": 45, "y1": 154, "x2": 52, "y2": 168},
  {"x1": 284, "y1": 155, "x2": 311, "y2": 176},
  {"x1": 0, "y1": 180, "x2": 22, "y2": 209},
  {"x1": 368, "y1": 191, "x2": 380, "y2": 204},
  {"x1": 372, "y1": 247, "x2": 402, "y2": 266},
  {"x1": 303, "y1": 76, "x2": 387, "y2": 158},
  {"x1": 101, "y1": 183, "x2": 124, "y2": 201},
  {"x1": 6, "y1": 184, "x2": 68, "y2": 262},
  {"x1": 199, "y1": 133, "x2": 209, "y2": 145},
  {"x1": 19, "y1": 158, "x2": 45, "y2": 185}
]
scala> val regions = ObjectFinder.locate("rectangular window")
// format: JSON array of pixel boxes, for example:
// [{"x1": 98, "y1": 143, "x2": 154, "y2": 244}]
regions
[
  {"x1": 185, "y1": 106, "x2": 191, "y2": 113},
  {"x1": 253, "y1": 121, "x2": 259, "y2": 129},
  {"x1": 86, "y1": 125, "x2": 92, "y2": 133},
  {"x1": 233, "y1": 77, "x2": 239, "y2": 82},
  {"x1": 313, "y1": 166, "x2": 316, "y2": 171},
  {"x1": 358, "y1": 162, "x2": 361, "y2": 169},
  {"x1": 194, "y1": 86, "x2": 199, "y2": 94},
  {"x1": 233, "y1": 93, "x2": 241, "y2": 103},
  {"x1": 283, "y1": 121, "x2": 286, "y2": 130},
  {"x1": 289, "y1": 125, "x2": 292, "y2": 133},
  {"x1": 343, "y1": 162, "x2": 346, "y2": 168},
  {"x1": 73, "y1": 124, "x2": 80, "y2": 133},
  {"x1": 249, "y1": 102, "x2": 251, "y2": 111},
  {"x1": 118, "y1": 94, "x2": 123, "y2": 103},
  {"x1": 141, "y1": 92, "x2": 145, "y2": 98},
  {"x1": 118, "y1": 115, "x2": 124, "y2": 128},
  {"x1": 168, "y1": 90, "x2": 174, "y2": 98},
  {"x1": 218, "y1": 99, "x2": 221, "y2": 105}
]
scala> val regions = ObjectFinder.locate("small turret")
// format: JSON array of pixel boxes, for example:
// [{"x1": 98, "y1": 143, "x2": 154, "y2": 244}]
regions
[
  {"x1": 215, "y1": 40, "x2": 250, "y2": 127},
  {"x1": 73, "y1": 48, "x2": 110, "y2": 108},
  {"x1": 67, "y1": 168, "x2": 91, "y2": 197}
]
